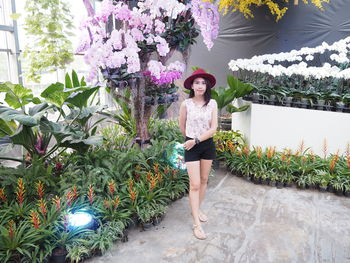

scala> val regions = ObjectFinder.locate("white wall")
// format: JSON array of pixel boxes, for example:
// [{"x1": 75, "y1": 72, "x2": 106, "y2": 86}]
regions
[{"x1": 232, "y1": 101, "x2": 350, "y2": 156}]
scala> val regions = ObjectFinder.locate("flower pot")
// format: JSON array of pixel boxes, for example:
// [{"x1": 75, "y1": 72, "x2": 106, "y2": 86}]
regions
[
  {"x1": 284, "y1": 96, "x2": 293, "y2": 107},
  {"x1": 334, "y1": 188, "x2": 344, "y2": 196},
  {"x1": 300, "y1": 98, "x2": 309, "y2": 109},
  {"x1": 269, "y1": 180, "x2": 276, "y2": 187},
  {"x1": 243, "y1": 175, "x2": 251, "y2": 181},
  {"x1": 319, "y1": 185, "x2": 327, "y2": 192},
  {"x1": 316, "y1": 99, "x2": 325, "y2": 110},
  {"x1": 344, "y1": 190, "x2": 350, "y2": 197},
  {"x1": 153, "y1": 214, "x2": 165, "y2": 226},
  {"x1": 252, "y1": 93, "x2": 260, "y2": 103},
  {"x1": 51, "y1": 248, "x2": 67, "y2": 263},
  {"x1": 336, "y1": 102, "x2": 345, "y2": 112},
  {"x1": 285, "y1": 182, "x2": 293, "y2": 187},
  {"x1": 141, "y1": 221, "x2": 154, "y2": 231},
  {"x1": 276, "y1": 181, "x2": 284, "y2": 189},
  {"x1": 121, "y1": 229, "x2": 129, "y2": 243},
  {"x1": 127, "y1": 214, "x2": 139, "y2": 229},
  {"x1": 268, "y1": 95, "x2": 276, "y2": 105}
]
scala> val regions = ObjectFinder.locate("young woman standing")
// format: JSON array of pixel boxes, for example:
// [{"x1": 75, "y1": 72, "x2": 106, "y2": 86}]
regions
[{"x1": 179, "y1": 68, "x2": 218, "y2": 240}]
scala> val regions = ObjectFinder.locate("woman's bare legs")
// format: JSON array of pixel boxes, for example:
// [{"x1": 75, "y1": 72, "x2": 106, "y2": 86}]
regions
[
  {"x1": 186, "y1": 160, "x2": 206, "y2": 239},
  {"x1": 198, "y1": 159, "x2": 212, "y2": 221}
]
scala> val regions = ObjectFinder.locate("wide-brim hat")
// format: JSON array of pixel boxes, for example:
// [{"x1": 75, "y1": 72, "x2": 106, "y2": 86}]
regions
[{"x1": 184, "y1": 68, "x2": 216, "y2": 90}]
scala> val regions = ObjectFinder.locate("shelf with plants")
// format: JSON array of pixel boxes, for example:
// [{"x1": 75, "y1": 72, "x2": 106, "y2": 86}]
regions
[{"x1": 229, "y1": 37, "x2": 350, "y2": 113}]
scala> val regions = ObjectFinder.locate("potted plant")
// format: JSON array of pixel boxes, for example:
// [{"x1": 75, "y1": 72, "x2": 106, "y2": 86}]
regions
[
  {"x1": 211, "y1": 75, "x2": 253, "y2": 130},
  {"x1": 136, "y1": 205, "x2": 155, "y2": 231},
  {"x1": 152, "y1": 204, "x2": 168, "y2": 226}
]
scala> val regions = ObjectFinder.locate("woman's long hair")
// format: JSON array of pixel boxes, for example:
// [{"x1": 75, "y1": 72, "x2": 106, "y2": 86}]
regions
[{"x1": 189, "y1": 78, "x2": 211, "y2": 106}]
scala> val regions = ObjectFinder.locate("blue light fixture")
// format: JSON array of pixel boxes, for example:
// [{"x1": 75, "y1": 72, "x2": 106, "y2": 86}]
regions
[
  {"x1": 67, "y1": 210, "x2": 95, "y2": 230},
  {"x1": 168, "y1": 142, "x2": 186, "y2": 170}
]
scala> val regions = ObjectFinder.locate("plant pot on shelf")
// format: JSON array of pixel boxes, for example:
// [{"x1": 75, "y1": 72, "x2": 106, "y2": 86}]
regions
[
  {"x1": 300, "y1": 98, "x2": 309, "y2": 109},
  {"x1": 316, "y1": 99, "x2": 325, "y2": 110},
  {"x1": 252, "y1": 93, "x2": 260, "y2": 103},
  {"x1": 284, "y1": 96, "x2": 293, "y2": 107},
  {"x1": 268, "y1": 95, "x2": 276, "y2": 105},
  {"x1": 336, "y1": 102, "x2": 345, "y2": 112}
]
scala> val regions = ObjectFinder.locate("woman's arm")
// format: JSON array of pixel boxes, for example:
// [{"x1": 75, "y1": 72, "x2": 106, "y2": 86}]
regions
[
  {"x1": 197, "y1": 100, "x2": 218, "y2": 142},
  {"x1": 179, "y1": 101, "x2": 187, "y2": 137}
]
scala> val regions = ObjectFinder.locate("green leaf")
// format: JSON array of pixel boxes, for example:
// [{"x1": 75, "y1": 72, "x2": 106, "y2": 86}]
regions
[
  {"x1": 0, "y1": 119, "x2": 17, "y2": 136},
  {"x1": 41, "y1": 82, "x2": 69, "y2": 108},
  {"x1": 0, "y1": 82, "x2": 33, "y2": 109},
  {"x1": 10, "y1": 125, "x2": 36, "y2": 154},
  {"x1": 72, "y1": 70, "x2": 80, "y2": 87},
  {"x1": 0, "y1": 105, "x2": 38, "y2": 126},
  {"x1": 65, "y1": 87, "x2": 100, "y2": 109},
  {"x1": 65, "y1": 73, "x2": 73, "y2": 90}
]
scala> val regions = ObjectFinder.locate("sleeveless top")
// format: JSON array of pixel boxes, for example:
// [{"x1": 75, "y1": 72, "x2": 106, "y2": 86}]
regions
[{"x1": 185, "y1": 98, "x2": 217, "y2": 138}]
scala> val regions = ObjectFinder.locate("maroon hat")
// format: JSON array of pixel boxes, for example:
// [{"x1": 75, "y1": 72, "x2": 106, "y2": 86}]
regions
[{"x1": 184, "y1": 68, "x2": 216, "y2": 90}]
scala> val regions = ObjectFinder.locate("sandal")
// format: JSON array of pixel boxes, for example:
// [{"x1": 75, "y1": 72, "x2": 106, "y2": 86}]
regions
[
  {"x1": 199, "y1": 211, "x2": 208, "y2": 222},
  {"x1": 192, "y1": 224, "x2": 207, "y2": 240}
]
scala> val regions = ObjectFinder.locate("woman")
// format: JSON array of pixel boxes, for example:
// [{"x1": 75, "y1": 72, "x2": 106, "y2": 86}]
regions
[{"x1": 179, "y1": 68, "x2": 218, "y2": 240}]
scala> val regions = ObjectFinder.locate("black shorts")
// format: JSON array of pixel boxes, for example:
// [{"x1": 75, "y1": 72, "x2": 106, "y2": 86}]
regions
[{"x1": 184, "y1": 137, "x2": 216, "y2": 162}]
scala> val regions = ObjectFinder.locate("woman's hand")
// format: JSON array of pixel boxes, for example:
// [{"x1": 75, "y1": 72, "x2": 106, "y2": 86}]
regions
[{"x1": 184, "y1": 139, "x2": 196, "y2": 151}]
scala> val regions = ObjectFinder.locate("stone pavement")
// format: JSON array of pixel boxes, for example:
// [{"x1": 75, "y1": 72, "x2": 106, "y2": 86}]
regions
[{"x1": 88, "y1": 169, "x2": 350, "y2": 263}]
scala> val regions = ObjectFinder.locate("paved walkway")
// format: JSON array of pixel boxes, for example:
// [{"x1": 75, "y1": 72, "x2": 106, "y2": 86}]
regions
[{"x1": 88, "y1": 169, "x2": 350, "y2": 263}]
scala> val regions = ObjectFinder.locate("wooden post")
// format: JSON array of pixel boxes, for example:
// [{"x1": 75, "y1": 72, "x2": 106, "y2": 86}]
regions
[{"x1": 294, "y1": 0, "x2": 299, "y2": 5}]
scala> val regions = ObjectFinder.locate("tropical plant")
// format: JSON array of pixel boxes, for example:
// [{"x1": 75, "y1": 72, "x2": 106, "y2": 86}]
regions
[{"x1": 23, "y1": 0, "x2": 74, "y2": 82}]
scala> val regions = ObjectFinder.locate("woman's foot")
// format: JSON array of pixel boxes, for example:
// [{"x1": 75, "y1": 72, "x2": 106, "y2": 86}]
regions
[
  {"x1": 199, "y1": 210, "x2": 208, "y2": 222},
  {"x1": 192, "y1": 224, "x2": 207, "y2": 240}
]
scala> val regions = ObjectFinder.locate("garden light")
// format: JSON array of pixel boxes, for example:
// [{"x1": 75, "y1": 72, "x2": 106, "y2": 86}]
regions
[
  {"x1": 67, "y1": 210, "x2": 95, "y2": 229},
  {"x1": 168, "y1": 142, "x2": 186, "y2": 170}
]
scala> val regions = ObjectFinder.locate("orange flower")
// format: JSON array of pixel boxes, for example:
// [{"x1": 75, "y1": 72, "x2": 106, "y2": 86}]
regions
[
  {"x1": 128, "y1": 179, "x2": 134, "y2": 192},
  {"x1": 298, "y1": 140, "x2": 305, "y2": 154},
  {"x1": 36, "y1": 181, "x2": 44, "y2": 199},
  {"x1": 66, "y1": 191, "x2": 73, "y2": 206},
  {"x1": 130, "y1": 190, "x2": 136, "y2": 201},
  {"x1": 0, "y1": 188, "x2": 6, "y2": 202},
  {"x1": 227, "y1": 141, "x2": 235, "y2": 153},
  {"x1": 164, "y1": 166, "x2": 170, "y2": 174},
  {"x1": 157, "y1": 172, "x2": 162, "y2": 182},
  {"x1": 52, "y1": 196, "x2": 61, "y2": 211},
  {"x1": 8, "y1": 220, "x2": 15, "y2": 239},
  {"x1": 146, "y1": 172, "x2": 152, "y2": 182},
  {"x1": 281, "y1": 153, "x2": 286, "y2": 162},
  {"x1": 256, "y1": 146, "x2": 262, "y2": 159},
  {"x1": 38, "y1": 199, "x2": 47, "y2": 217},
  {"x1": 72, "y1": 185, "x2": 78, "y2": 200},
  {"x1": 329, "y1": 154, "x2": 339, "y2": 173},
  {"x1": 88, "y1": 185, "x2": 94, "y2": 205},
  {"x1": 108, "y1": 180, "x2": 116, "y2": 196},
  {"x1": 16, "y1": 178, "x2": 25, "y2": 207},
  {"x1": 153, "y1": 163, "x2": 159, "y2": 174},
  {"x1": 266, "y1": 147, "x2": 275, "y2": 159},
  {"x1": 113, "y1": 196, "x2": 120, "y2": 209},
  {"x1": 243, "y1": 145, "x2": 250, "y2": 156},
  {"x1": 172, "y1": 169, "x2": 177, "y2": 178},
  {"x1": 103, "y1": 199, "x2": 110, "y2": 208},
  {"x1": 30, "y1": 210, "x2": 40, "y2": 229},
  {"x1": 322, "y1": 138, "x2": 328, "y2": 158}
]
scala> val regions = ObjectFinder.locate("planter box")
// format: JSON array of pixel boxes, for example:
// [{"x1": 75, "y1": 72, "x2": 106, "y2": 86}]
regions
[{"x1": 232, "y1": 100, "x2": 350, "y2": 156}]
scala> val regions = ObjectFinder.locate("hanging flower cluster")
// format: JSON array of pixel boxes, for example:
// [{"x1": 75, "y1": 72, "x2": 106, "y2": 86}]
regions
[
  {"x1": 228, "y1": 36, "x2": 350, "y2": 79},
  {"x1": 78, "y1": 0, "x2": 219, "y2": 83},
  {"x1": 191, "y1": 0, "x2": 220, "y2": 50}
]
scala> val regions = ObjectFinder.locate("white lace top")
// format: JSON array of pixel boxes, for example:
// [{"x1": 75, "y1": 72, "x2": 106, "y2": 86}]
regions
[{"x1": 185, "y1": 98, "x2": 217, "y2": 138}]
